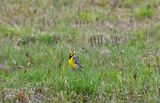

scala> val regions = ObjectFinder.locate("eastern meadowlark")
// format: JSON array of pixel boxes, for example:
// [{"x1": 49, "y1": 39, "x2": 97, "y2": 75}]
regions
[{"x1": 68, "y1": 49, "x2": 84, "y2": 71}]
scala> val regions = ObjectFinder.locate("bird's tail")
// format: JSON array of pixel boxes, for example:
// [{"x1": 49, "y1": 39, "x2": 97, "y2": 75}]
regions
[{"x1": 78, "y1": 64, "x2": 84, "y2": 71}]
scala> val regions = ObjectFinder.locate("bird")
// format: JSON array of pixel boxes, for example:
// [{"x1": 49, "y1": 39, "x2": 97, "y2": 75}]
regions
[{"x1": 68, "y1": 49, "x2": 84, "y2": 71}]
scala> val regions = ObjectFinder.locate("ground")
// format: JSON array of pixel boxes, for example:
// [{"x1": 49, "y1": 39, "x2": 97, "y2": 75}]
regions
[{"x1": 0, "y1": 0, "x2": 160, "y2": 102}]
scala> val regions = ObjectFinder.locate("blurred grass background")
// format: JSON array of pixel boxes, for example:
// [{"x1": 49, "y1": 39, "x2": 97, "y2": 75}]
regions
[{"x1": 0, "y1": 0, "x2": 160, "y2": 102}]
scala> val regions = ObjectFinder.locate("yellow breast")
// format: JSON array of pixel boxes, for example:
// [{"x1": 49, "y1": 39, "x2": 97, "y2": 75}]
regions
[{"x1": 69, "y1": 57, "x2": 76, "y2": 70}]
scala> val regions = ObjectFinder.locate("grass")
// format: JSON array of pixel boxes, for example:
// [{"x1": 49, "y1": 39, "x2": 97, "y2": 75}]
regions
[
  {"x1": 0, "y1": 0, "x2": 160, "y2": 102},
  {"x1": 135, "y1": 4, "x2": 157, "y2": 20}
]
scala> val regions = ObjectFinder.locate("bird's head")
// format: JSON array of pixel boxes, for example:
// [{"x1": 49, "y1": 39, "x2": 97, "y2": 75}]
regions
[{"x1": 69, "y1": 48, "x2": 75, "y2": 59}]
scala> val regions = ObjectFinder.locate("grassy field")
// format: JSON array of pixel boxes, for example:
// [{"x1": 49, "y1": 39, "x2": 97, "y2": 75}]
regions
[{"x1": 0, "y1": 0, "x2": 160, "y2": 102}]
